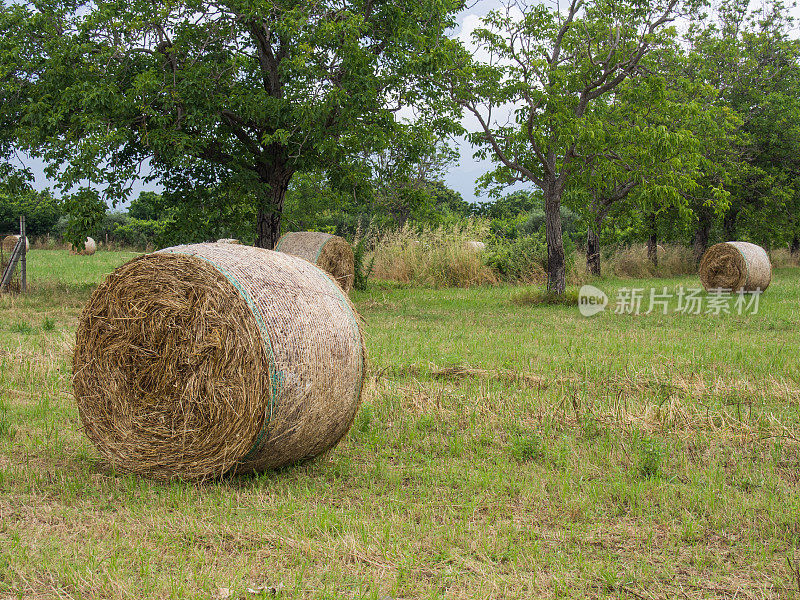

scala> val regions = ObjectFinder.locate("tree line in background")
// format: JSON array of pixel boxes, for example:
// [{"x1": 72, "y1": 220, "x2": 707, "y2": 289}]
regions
[{"x1": 1, "y1": 0, "x2": 798, "y2": 293}]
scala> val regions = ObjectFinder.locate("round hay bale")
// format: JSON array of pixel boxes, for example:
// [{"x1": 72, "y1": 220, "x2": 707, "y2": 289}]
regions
[
  {"x1": 73, "y1": 242, "x2": 365, "y2": 480},
  {"x1": 70, "y1": 237, "x2": 97, "y2": 256},
  {"x1": 2, "y1": 235, "x2": 29, "y2": 254},
  {"x1": 464, "y1": 240, "x2": 486, "y2": 252},
  {"x1": 217, "y1": 238, "x2": 241, "y2": 244},
  {"x1": 699, "y1": 241, "x2": 771, "y2": 292},
  {"x1": 274, "y1": 232, "x2": 354, "y2": 293}
]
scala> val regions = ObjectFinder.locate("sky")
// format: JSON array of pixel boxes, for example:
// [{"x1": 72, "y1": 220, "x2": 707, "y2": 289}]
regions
[{"x1": 16, "y1": 0, "x2": 800, "y2": 208}]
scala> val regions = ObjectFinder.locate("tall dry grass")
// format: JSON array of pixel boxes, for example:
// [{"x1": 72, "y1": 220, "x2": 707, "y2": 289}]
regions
[
  {"x1": 769, "y1": 247, "x2": 800, "y2": 268},
  {"x1": 570, "y1": 244, "x2": 697, "y2": 280},
  {"x1": 370, "y1": 221, "x2": 497, "y2": 287},
  {"x1": 371, "y1": 230, "x2": 771, "y2": 288}
]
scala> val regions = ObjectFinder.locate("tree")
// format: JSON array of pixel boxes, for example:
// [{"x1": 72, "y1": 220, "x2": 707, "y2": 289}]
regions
[
  {"x1": 9, "y1": 0, "x2": 464, "y2": 248},
  {"x1": 569, "y1": 43, "x2": 733, "y2": 275},
  {"x1": 448, "y1": 0, "x2": 688, "y2": 292},
  {"x1": 684, "y1": 0, "x2": 800, "y2": 256},
  {"x1": 0, "y1": 188, "x2": 62, "y2": 236},
  {"x1": 369, "y1": 129, "x2": 459, "y2": 227},
  {"x1": 128, "y1": 192, "x2": 170, "y2": 222}
]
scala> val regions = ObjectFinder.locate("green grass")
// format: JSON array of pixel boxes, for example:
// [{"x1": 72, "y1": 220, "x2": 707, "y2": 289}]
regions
[{"x1": 0, "y1": 250, "x2": 798, "y2": 599}]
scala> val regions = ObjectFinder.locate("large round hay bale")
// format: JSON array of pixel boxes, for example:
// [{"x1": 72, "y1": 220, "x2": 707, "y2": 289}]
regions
[
  {"x1": 70, "y1": 237, "x2": 97, "y2": 256},
  {"x1": 2, "y1": 235, "x2": 29, "y2": 254},
  {"x1": 699, "y1": 241, "x2": 772, "y2": 292},
  {"x1": 464, "y1": 240, "x2": 486, "y2": 253},
  {"x1": 73, "y1": 242, "x2": 365, "y2": 480},
  {"x1": 274, "y1": 232, "x2": 354, "y2": 293}
]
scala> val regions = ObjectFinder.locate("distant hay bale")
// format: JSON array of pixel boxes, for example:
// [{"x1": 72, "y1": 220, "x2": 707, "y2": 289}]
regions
[
  {"x1": 2, "y1": 235, "x2": 29, "y2": 254},
  {"x1": 73, "y1": 243, "x2": 365, "y2": 480},
  {"x1": 699, "y1": 241, "x2": 772, "y2": 292},
  {"x1": 275, "y1": 232, "x2": 354, "y2": 293},
  {"x1": 464, "y1": 240, "x2": 486, "y2": 252},
  {"x1": 217, "y1": 238, "x2": 241, "y2": 244},
  {"x1": 70, "y1": 237, "x2": 97, "y2": 256}
]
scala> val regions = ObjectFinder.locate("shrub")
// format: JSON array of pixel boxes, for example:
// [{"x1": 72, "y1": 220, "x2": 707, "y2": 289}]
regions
[{"x1": 484, "y1": 236, "x2": 547, "y2": 283}]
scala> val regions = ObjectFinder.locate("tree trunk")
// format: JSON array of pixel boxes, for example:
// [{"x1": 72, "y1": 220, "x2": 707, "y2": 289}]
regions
[
  {"x1": 586, "y1": 225, "x2": 601, "y2": 277},
  {"x1": 692, "y1": 208, "x2": 712, "y2": 263},
  {"x1": 791, "y1": 234, "x2": 799, "y2": 256},
  {"x1": 647, "y1": 211, "x2": 658, "y2": 267},
  {"x1": 255, "y1": 170, "x2": 293, "y2": 249},
  {"x1": 723, "y1": 207, "x2": 738, "y2": 241},
  {"x1": 543, "y1": 179, "x2": 566, "y2": 293}
]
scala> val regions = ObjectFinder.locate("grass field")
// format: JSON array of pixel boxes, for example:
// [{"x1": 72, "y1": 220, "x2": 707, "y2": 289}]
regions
[{"x1": 1, "y1": 250, "x2": 799, "y2": 599}]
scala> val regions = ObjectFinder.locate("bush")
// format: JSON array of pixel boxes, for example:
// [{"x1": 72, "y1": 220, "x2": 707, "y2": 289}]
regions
[
  {"x1": 112, "y1": 218, "x2": 167, "y2": 249},
  {"x1": 484, "y1": 236, "x2": 547, "y2": 283}
]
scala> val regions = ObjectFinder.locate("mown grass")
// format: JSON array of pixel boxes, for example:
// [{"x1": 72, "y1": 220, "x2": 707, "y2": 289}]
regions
[{"x1": 0, "y1": 250, "x2": 798, "y2": 599}]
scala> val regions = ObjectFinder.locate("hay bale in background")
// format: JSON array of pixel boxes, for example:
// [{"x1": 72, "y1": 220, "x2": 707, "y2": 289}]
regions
[
  {"x1": 70, "y1": 237, "x2": 97, "y2": 256},
  {"x1": 464, "y1": 240, "x2": 486, "y2": 253},
  {"x1": 217, "y1": 238, "x2": 241, "y2": 244},
  {"x1": 2, "y1": 235, "x2": 29, "y2": 254},
  {"x1": 73, "y1": 243, "x2": 365, "y2": 480},
  {"x1": 275, "y1": 232, "x2": 355, "y2": 293},
  {"x1": 699, "y1": 241, "x2": 772, "y2": 292}
]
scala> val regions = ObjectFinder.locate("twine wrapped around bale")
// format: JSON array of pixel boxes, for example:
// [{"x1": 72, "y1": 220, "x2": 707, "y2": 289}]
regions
[
  {"x1": 73, "y1": 243, "x2": 365, "y2": 480},
  {"x1": 70, "y1": 237, "x2": 97, "y2": 256},
  {"x1": 699, "y1": 241, "x2": 772, "y2": 292},
  {"x1": 275, "y1": 232, "x2": 354, "y2": 293}
]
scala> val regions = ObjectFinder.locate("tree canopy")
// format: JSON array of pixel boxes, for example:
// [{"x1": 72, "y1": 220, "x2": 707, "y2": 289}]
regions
[{"x1": 6, "y1": 0, "x2": 465, "y2": 247}]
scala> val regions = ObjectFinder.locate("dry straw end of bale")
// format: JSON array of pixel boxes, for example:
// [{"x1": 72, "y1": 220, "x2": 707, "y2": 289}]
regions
[
  {"x1": 70, "y1": 237, "x2": 97, "y2": 256},
  {"x1": 699, "y1": 241, "x2": 772, "y2": 292},
  {"x1": 73, "y1": 242, "x2": 365, "y2": 480},
  {"x1": 2, "y1": 235, "x2": 30, "y2": 254},
  {"x1": 275, "y1": 232, "x2": 355, "y2": 293}
]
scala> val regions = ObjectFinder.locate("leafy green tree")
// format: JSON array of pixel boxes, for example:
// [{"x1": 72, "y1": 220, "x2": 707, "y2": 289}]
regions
[
  {"x1": 368, "y1": 129, "x2": 459, "y2": 227},
  {"x1": 0, "y1": 3, "x2": 42, "y2": 193},
  {"x1": 684, "y1": 0, "x2": 800, "y2": 256},
  {"x1": 449, "y1": 0, "x2": 688, "y2": 292},
  {"x1": 128, "y1": 192, "x2": 170, "y2": 222},
  {"x1": 568, "y1": 44, "x2": 735, "y2": 275},
  {"x1": 0, "y1": 188, "x2": 62, "y2": 236},
  {"x1": 9, "y1": 0, "x2": 464, "y2": 248}
]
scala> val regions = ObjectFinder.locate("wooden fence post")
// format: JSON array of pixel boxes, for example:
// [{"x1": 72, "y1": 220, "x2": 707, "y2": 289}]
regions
[{"x1": 20, "y1": 215, "x2": 26, "y2": 293}]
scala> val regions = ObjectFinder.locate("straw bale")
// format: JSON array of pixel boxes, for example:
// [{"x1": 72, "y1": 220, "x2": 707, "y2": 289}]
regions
[
  {"x1": 70, "y1": 237, "x2": 97, "y2": 256},
  {"x1": 2, "y1": 235, "x2": 29, "y2": 254},
  {"x1": 275, "y1": 232, "x2": 354, "y2": 293},
  {"x1": 699, "y1": 241, "x2": 771, "y2": 292},
  {"x1": 73, "y1": 242, "x2": 365, "y2": 480},
  {"x1": 464, "y1": 240, "x2": 486, "y2": 252}
]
